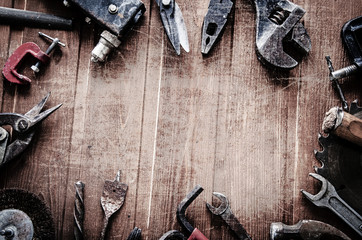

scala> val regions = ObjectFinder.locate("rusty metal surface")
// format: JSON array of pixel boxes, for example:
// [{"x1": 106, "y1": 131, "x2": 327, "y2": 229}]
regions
[
  {"x1": 252, "y1": 0, "x2": 311, "y2": 70},
  {"x1": 270, "y1": 220, "x2": 351, "y2": 240},
  {"x1": 74, "y1": 181, "x2": 85, "y2": 240},
  {"x1": 206, "y1": 192, "x2": 251, "y2": 240},
  {"x1": 314, "y1": 101, "x2": 362, "y2": 214},
  {"x1": 67, "y1": 0, "x2": 145, "y2": 36},
  {"x1": 0, "y1": 93, "x2": 61, "y2": 168},
  {"x1": 100, "y1": 170, "x2": 128, "y2": 240},
  {"x1": 301, "y1": 173, "x2": 362, "y2": 238},
  {"x1": 0, "y1": 209, "x2": 34, "y2": 240},
  {"x1": 0, "y1": 189, "x2": 55, "y2": 239}
]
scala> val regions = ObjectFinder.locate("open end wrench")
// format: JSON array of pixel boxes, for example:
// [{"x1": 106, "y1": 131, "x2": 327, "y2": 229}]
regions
[
  {"x1": 301, "y1": 173, "x2": 362, "y2": 238},
  {"x1": 206, "y1": 192, "x2": 251, "y2": 240}
]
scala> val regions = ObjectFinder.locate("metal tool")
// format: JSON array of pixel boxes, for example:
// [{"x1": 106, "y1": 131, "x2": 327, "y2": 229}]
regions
[
  {"x1": 100, "y1": 170, "x2": 128, "y2": 240},
  {"x1": 2, "y1": 32, "x2": 65, "y2": 84},
  {"x1": 126, "y1": 227, "x2": 142, "y2": 240},
  {"x1": 201, "y1": 0, "x2": 233, "y2": 54},
  {"x1": 326, "y1": 16, "x2": 362, "y2": 111},
  {"x1": 0, "y1": 6, "x2": 72, "y2": 30},
  {"x1": 156, "y1": 0, "x2": 189, "y2": 55},
  {"x1": 3, "y1": 42, "x2": 49, "y2": 84},
  {"x1": 206, "y1": 192, "x2": 251, "y2": 240},
  {"x1": 326, "y1": 56, "x2": 349, "y2": 112},
  {"x1": 31, "y1": 32, "x2": 66, "y2": 73},
  {"x1": 0, "y1": 93, "x2": 62, "y2": 168},
  {"x1": 74, "y1": 181, "x2": 85, "y2": 240},
  {"x1": 64, "y1": 0, "x2": 146, "y2": 62},
  {"x1": 301, "y1": 173, "x2": 362, "y2": 238},
  {"x1": 315, "y1": 101, "x2": 362, "y2": 214},
  {"x1": 270, "y1": 220, "x2": 351, "y2": 240},
  {"x1": 0, "y1": 189, "x2": 55, "y2": 239},
  {"x1": 328, "y1": 16, "x2": 362, "y2": 81},
  {"x1": 176, "y1": 185, "x2": 208, "y2": 240},
  {"x1": 159, "y1": 230, "x2": 187, "y2": 240},
  {"x1": 252, "y1": 0, "x2": 311, "y2": 70}
]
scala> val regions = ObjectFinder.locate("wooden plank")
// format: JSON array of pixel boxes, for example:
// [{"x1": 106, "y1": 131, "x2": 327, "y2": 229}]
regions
[{"x1": 0, "y1": 0, "x2": 361, "y2": 239}]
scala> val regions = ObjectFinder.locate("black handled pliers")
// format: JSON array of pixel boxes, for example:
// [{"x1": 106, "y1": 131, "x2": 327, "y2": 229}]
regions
[{"x1": 0, "y1": 92, "x2": 61, "y2": 167}]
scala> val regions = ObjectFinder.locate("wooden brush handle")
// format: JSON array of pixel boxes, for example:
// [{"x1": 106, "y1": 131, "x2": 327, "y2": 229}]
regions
[{"x1": 323, "y1": 107, "x2": 362, "y2": 147}]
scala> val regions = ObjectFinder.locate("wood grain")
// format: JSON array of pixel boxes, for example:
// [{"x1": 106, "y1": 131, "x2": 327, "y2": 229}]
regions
[{"x1": 0, "y1": 0, "x2": 361, "y2": 239}]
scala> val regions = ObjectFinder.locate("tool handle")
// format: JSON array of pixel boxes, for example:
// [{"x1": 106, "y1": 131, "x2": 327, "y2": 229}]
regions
[
  {"x1": 334, "y1": 112, "x2": 362, "y2": 146},
  {"x1": 187, "y1": 228, "x2": 208, "y2": 240},
  {"x1": 221, "y1": 210, "x2": 252, "y2": 240},
  {"x1": 328, "y1": 194, "x2": 362, "y2": 237},
  {"x1": 0, "y1": 7, "x2": 72, "y2": 30},
  {"x1": 323, "y1": 107, "x2": 362, "y2": 147}
]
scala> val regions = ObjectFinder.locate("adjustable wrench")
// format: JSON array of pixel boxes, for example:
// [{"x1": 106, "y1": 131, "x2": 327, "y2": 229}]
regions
[
  {"x1": 252, "y1": 0, "x2": 311, "y2": 70},
  {"x1": 301, "y1": 173, "x2": 362, "y2": 238},
  {"x1": 206, "y1": 192, "x2": 251, "y2": 240}
]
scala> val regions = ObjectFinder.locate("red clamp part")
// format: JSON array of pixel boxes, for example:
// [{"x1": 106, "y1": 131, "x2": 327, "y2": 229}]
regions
[
  {"x1": 2, "y1": 42, "x2": 50, "y2": 84},
  {"x1": 187, "y1": 228, "x2": 208, "y2": 240}
]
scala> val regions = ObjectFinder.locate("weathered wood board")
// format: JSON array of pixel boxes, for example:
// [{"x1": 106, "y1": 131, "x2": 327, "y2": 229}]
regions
[{"x1": 0, "y1": 0, "x2": 361, "y2": 239}]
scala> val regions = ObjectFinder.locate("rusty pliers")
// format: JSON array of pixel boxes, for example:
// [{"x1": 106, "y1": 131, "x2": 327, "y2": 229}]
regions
[
  {"x1": 0, "y1": 93, "x2": 61, "y2": 168},
  {"x1": 206, "y1": 192, "x2": 251, "y2": 240}
]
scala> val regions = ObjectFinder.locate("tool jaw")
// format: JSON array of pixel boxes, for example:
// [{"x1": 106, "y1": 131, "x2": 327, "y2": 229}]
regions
[
  {"x1": 253, "y1": 0, "x2": 311, "y2": 70},
  {"x1": 0, "y1": 93, "x2": 61, "y2": 168},
  {"x1": 341, "y1": 16, "x2": 362, "y2": 70},
  {"x1": 206, "y1": 192, "x2": 229, "y2": 215},
  {"x1": 301, "y1": 173, "x2": 333, "y2": 208},
  {"x1": 201, "y1": 0, "x2": 233, "y2": 54}
]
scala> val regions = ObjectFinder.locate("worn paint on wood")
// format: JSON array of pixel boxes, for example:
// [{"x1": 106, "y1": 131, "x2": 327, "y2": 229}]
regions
[{"x1": 0, "y1": 0, "x2": 361, "y2": 239}]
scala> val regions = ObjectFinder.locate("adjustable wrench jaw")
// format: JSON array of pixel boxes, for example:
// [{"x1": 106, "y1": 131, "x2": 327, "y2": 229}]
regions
[{"x1": 253, "y1": 0, "x2": 311, "y2": 70}]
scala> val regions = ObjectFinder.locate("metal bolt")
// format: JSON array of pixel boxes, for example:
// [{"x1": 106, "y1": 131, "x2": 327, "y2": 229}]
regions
[
  {"x1": 31, "y1": 32, "x2": 65, "y2": 73},
  {"x1": 17, "y1": 120, "x2": 28, "y2": 131},
  {"x1": 162, "y1": 0, "x2": 171, "y2": 6},
  {"x1": 331, "y1": 64, "x2": 358, "y2": 80},
  {"x1": 63, "y1": 0, "x2": 70, "y2": 7},
  {"x1": 0, "y1": 128, "x2": 7, "y2": 141},
  {"x1": 108, "y1": 4, "x2": 118, "y2": 14},
  {"x1": 0, "y1": 229, "x2": 14, "y2": 237},
  {"x1": 85, "y1": 17, "x2": 92, "y2": 24}
]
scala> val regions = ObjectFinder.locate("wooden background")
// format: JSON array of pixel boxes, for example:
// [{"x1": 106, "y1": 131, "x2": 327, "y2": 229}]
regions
[{"x1": 0, "y1": 0, "x2": 361, "y2": 239}]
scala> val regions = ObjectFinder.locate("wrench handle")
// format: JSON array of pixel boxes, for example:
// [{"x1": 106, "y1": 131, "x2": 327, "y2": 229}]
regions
[
  {"x1": 187, "y1": 228, "x2": 208, "y2": 240},
  {"x1": 221, "y1": 210, "x2": 252, "y2": 240},
  {"x1": 328, "y1": 195, "x2": 362, "y2": 237}
]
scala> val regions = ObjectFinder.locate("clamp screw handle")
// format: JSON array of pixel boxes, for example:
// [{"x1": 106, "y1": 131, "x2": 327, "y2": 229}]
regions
[{"x1": 31, "y1": 32, "x2": 65, "y2": 73}]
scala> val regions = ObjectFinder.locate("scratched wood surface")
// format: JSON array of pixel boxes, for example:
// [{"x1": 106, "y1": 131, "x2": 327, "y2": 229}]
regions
[{"x1": 0, "y1": 0, "x2": 361, "y2": 239}]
